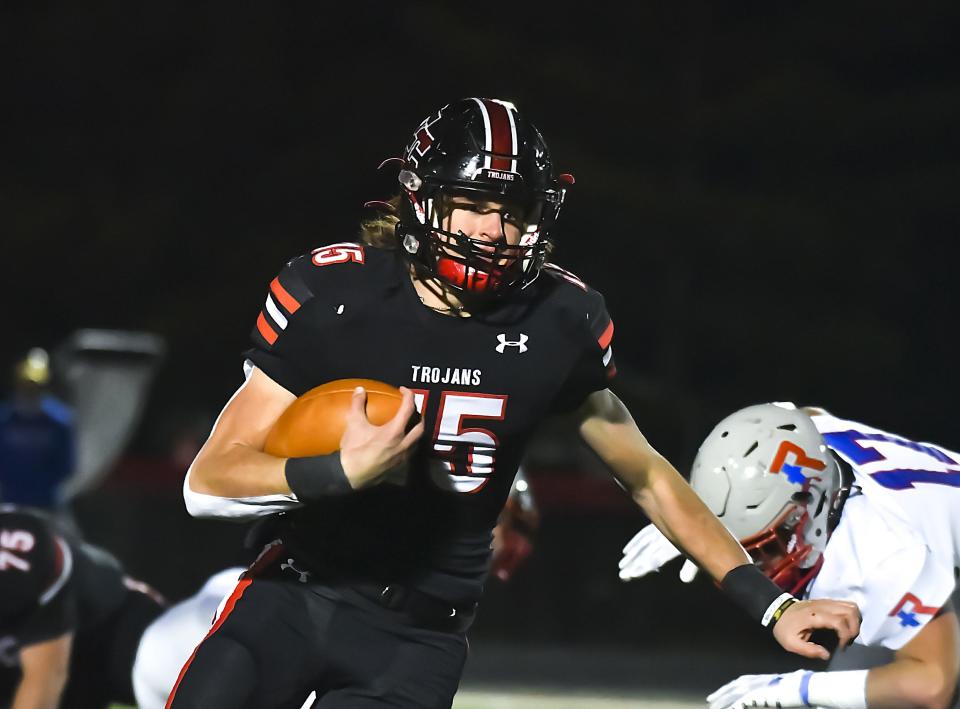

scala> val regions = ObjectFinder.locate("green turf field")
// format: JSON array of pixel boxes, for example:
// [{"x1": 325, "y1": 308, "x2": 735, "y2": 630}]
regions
[
  {"x1": 453, "y1": 689, "x2": 702, "y2": 708},
  {"x1": 112, "y1": 689, "x2": 704, "y2": 708}
]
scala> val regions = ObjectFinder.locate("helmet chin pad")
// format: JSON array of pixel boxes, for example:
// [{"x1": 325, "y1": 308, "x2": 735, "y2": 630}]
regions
[{"x1": 426, "y1": 224, "x2": 526, "y2": 296}]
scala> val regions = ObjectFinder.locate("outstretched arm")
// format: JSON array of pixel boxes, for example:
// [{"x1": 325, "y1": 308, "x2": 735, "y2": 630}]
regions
[
  {"x1": 577, "y1": 389, "x2": 860, "y2": 659},
  {"x1": 577, "y1": 388, "x2": 749, "y2": 579},
  {"x1": 707, "y1": 605, "x2": 958, "y2": 708}
]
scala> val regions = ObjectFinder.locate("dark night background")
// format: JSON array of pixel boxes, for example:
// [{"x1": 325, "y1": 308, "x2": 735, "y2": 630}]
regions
[{"x1": 3, "y1": 1, "x2": 959, "y2": 695}]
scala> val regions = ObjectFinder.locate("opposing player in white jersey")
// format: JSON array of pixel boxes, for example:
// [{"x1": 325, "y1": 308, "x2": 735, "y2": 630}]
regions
[
  {"x1": 132, "y1": 567, "x2": 245, "y2": 709},
  {"x1": 619, "y1": 403, "x2": 959, "y2": 709}
]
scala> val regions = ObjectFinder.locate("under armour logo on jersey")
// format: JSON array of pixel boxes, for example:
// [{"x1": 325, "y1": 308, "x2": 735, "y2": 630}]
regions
[
  {"x1": 280, "y1": 558, "x2": 311, "y2": 583},
  {"x1": 496, "y1": 333, "x2": 529, "y2": 354}
]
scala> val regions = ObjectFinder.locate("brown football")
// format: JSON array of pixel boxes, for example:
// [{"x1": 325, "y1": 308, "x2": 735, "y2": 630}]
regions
[{"x1": 263, "y1": 378, "x2": 404, "y2": 457}]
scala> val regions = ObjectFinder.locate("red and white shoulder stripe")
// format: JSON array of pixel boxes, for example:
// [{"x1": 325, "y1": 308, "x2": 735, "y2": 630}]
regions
[{"x1": 254, "y1": 263, "x2": 314, "y2": 348}]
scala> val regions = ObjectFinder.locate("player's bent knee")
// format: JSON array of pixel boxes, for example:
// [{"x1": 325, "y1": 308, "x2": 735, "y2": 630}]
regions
[{"x1": 167, "y1": 634, "x2": 259, "y2": 708}]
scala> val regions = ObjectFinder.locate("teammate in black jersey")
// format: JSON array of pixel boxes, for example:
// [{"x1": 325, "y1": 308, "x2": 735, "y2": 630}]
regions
[
  {"x1": 0, "y1": 505, "x2": 165, "y2": 709},
  {"x1": 172, "y1": 98, "x2": 862, "y2": 709}
]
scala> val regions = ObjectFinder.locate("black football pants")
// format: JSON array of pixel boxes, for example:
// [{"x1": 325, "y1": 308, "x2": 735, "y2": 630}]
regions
[{"x1": 166, "y1": 570, "x2": 468, "y2": 709}]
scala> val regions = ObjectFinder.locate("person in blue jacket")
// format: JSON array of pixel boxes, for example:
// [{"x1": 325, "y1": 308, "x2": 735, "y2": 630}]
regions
[{"x1": 0, "y1": 348, "x2": 75, "y2": 511}]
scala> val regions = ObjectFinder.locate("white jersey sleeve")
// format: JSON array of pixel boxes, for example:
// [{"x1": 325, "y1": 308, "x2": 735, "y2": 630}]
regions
[
  {"x1": 807, "y1": 412, "x2": 959, "y2": 651},
  {"x1": 861, "y1": 548, "x2": 956, "y2": 650},
  {"x1": 132, "y1": 567, "x2": 246, "y2": 709},
  {"x1": 808, "y1": 494, "x2": 955, "y2": 650}
]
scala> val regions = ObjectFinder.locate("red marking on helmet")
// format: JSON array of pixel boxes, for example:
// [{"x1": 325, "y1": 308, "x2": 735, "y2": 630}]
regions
[
  {"x1": 415, "y1": 127, "x2": 433, "y2": 153},
  {"x1": 256, "y1": 312, "x2": 278, "y2": 345},
  {"x1": 770, "y1": 440, "x2": 826, "y2": 474},
  {"x1": 269, "y1": 277, "x2": 301, "y2": 314},
  {"x1": 598, "y1": 321, "x2": 614, "y2": 349},
  {"x1": 559, "y1": 173, "x2": 576, "y2": 185},
  {"x1": 482, "y1": 99, "x2": 515, "y2": 172}
]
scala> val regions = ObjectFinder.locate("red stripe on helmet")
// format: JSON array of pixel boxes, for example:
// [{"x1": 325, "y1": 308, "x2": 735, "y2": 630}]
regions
[{"x1": 482, "y1": 99, "x2": 515, "y2": 172}]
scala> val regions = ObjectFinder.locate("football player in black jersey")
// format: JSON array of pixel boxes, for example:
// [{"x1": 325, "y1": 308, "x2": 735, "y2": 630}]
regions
[
  {"x1": 173, "y1": 98, "x2": 862, "y2": 709},
  {"x1": 0, "y1": 505, "x2": 165, "y2": 709}
]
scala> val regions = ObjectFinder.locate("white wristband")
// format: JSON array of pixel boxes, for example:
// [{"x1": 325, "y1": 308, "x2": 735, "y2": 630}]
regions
[
  {"x1": 806, "y1": 670, "x2": 868, "y2": 709},
  {"x1": 761, "y1": 592, "x2": 795, "y2": 627}
]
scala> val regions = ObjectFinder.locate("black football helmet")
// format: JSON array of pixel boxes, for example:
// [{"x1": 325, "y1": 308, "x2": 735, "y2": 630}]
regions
[{"x1": 394, "y1": 98, "x2": 570, "y2": 297}]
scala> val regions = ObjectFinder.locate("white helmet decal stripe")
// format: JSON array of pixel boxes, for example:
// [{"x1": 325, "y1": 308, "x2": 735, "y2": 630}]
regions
[{"x1": 472, "y1": 98, "x2": 519, "y2": 174}]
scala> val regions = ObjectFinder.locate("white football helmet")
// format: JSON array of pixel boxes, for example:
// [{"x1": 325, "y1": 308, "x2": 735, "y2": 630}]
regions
[{"x1": 690, "y1": 403, "x2": 847, "y2": 594}]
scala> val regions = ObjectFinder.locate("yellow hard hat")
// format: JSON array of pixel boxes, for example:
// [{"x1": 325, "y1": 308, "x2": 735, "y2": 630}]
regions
[{"x1": 15, "y1": 347, "x2": 50, "y2": 385}]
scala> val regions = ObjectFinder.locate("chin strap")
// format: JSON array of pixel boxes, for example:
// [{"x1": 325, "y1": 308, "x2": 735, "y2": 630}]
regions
[{"x1": 827, "y1": 452, "x2": 858, "y2": 534}]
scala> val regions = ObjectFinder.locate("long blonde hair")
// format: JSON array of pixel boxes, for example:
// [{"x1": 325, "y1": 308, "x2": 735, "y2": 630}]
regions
[{"x1": 358, "y1": 194, "x2": 401, "y2": 249}]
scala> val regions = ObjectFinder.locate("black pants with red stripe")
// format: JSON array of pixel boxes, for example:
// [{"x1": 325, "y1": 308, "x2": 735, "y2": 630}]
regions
[{"x1": 166, "y1": 562, "x2": 469, "y2": 709}]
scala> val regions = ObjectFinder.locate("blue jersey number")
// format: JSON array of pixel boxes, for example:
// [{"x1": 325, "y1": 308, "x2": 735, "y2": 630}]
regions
[{"x1": 822, "y1": 430, "x2": 960, "y2": 491}]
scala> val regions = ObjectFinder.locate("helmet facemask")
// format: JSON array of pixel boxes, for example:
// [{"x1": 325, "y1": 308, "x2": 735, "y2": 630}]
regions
[
  {"x1": 399, "y1": 181, "x2": 556, "y2": 297},
  {"x1": 740, "y1": 503, "x2": 823, "y2": 596}
]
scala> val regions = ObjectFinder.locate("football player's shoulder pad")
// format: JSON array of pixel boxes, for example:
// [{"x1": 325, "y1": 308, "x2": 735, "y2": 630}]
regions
[
  {"x1": 539, "y1": 262, "x2": 614, "y2": 348},
  {"x1": 0, "y1": 507, "x2": 65, "y2": 617},
  {"x1": 289, "y1": 241, "x2": 398, "y2": 294},
  {"x1": 252, "y1": 242, "x2": 398, "y2": 352}
]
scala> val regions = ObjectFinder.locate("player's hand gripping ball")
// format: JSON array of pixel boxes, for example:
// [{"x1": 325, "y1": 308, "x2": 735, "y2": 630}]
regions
[{"x1": 263, "y1": 378, "x2": 405, "y2": 457}]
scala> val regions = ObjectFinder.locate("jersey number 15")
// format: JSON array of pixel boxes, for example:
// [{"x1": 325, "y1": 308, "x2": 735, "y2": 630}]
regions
[{"x1": 411, "y1": 390, "x2": 507, "y2": 494}]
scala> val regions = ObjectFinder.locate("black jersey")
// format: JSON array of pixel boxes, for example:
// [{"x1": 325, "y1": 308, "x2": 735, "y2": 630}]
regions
[
  {"x1": 245, "y1": 243, "x2": 616, "y2": 604},
  {"x1": 0, "y1": 507, "x2": 128, "y2": 647}
]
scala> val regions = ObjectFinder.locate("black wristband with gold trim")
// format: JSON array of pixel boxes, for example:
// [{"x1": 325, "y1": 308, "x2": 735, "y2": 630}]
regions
[{"x1": 720, "y1": 563, "x2": 796, "y2": 630}]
